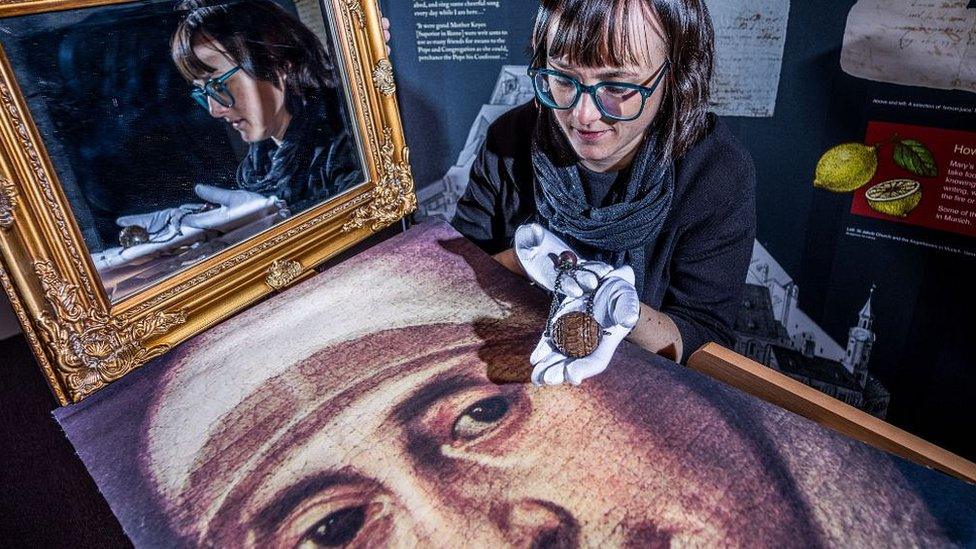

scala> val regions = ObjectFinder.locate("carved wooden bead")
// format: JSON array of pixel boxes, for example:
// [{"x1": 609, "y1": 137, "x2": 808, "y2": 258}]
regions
[
  {"x1": 558, "y1": 250, "x2": 578, "y2": 268},
  {"x1": 550, "y1": 311, "x2": 602, "y2": 358},
  {"x1": 118, "y1": 225, "x2": 150, "y2": 249}
]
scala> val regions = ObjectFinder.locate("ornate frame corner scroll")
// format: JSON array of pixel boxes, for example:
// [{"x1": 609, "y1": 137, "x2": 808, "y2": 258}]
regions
[
  {"x1": 0, "y1": 0, "x2": 414, "y2": 403},
  {"x1": 343, "y1": 127, "x2": 416, "y2": 232},
  {"x1": 32, "y1": 261, "x2": 186, "y2": 400}
]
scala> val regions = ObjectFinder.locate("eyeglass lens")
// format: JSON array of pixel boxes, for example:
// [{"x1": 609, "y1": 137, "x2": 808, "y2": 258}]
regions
[
  {"x1": 192, "y1": 75, "x2": 236, "y2": 110},
  {"x1": 533, "y1": 72, "x2": 647, "y2": 120}
]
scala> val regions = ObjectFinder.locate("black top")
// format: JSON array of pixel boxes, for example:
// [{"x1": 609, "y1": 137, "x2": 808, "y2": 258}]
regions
[
  {"x1": 579, "y1": 163, "x2": 632, "y2": 208},
  {"x1": 237, "y1": 91, "x2": 362, "y2": 214},
  {"x1": 451, "y1": 102, "x2": 756, "y2": 361}
]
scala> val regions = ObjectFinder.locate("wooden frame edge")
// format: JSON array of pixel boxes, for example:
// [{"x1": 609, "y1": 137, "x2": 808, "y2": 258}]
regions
[{"x1": 687, "y1": 343, "x2": 976, "y2": 484}]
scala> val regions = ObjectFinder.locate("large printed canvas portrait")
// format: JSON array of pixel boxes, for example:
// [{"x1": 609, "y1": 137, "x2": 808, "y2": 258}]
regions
[
  {"x1": 0, "y1": 0, "x2": 364, "y2": 301},
  {"x1": 56, "y1": 221, "x2": 976, "y2": 547}
]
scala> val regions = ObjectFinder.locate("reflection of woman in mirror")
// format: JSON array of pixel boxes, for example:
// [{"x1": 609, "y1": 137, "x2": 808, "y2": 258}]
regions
[
  {"x1": 171, "y1": 0, "x2": 362, "y2": 217},
  {"x1": 90, "y1": 0, "x2": 363, "y2": 277}
]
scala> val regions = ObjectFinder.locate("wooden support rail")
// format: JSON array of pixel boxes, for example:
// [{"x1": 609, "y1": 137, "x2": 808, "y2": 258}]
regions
[{"x1": 687, "y1": 343, "x2": 976, "y2": 484}]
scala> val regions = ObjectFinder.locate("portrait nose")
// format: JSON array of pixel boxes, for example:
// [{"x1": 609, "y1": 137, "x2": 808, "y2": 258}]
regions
[
  {"x1": 490, "y1": 499, "x2": 580, "y2": 547},
  {"x1": 573, "y1": 91, "x2": 603, "y2": 125}
]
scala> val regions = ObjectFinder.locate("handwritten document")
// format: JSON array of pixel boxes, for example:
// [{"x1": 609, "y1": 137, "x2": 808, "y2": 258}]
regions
[
  {"x1": 705, "y1": 0, "x2": 791, "y2": 117},
  {"x1": 841, "y1": 0, "x2": 976, "y2": 94}
]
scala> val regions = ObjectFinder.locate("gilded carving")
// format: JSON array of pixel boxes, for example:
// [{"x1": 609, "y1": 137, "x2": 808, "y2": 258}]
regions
[
  {"x1": 0, "y1": 174, "x2": 15, "y2": 229},
  {"x1": 372, "y1": 58, "x2": 396, "y2": 96},
  {"x1": 342, "y1": 0, "x2": 365, "y2": 29},
  {"x1": 32, "y1": 260, "x2": 187, "y2": 400},
  {"x1": 343, "y1": 127, "x2": 416, "y2": 232},
  {"x1": 0, "y1": 263, "x2": 69, "y2": 403},
  {"x1": 266, "y1": 258, "x2": 303, "y2": 291},
  {"x1": 0, "y1": 80, "x2": 99, "y2": 301},
  {"x1": 0, "y1": 0, "x2": 413, "y2": 403}
]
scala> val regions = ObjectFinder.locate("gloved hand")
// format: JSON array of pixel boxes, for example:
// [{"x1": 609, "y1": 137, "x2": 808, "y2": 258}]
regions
[
  {"x1": 115, "y1": 205, "x2": 204, "y2": 243},
  {"x1": 531, "y1": 265, "x2": 641, "y2": 386},
  {"x1": 92, "y1": 185, "x2": 285, "y2": 273},
  {"x1": 182, "y1": 184, "x2": 286, "y2": 232},
  {"x1": 93, "y1": 204, "x2": 210, "y2": 271},
  {"x1": 514, "y1": 223, "x2": 613, "y2": 297}
]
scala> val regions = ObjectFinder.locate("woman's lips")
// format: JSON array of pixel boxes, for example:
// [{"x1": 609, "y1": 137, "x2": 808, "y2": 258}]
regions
[{"x1": 574, "y1": 128, "x2": 610, "y2": 143}]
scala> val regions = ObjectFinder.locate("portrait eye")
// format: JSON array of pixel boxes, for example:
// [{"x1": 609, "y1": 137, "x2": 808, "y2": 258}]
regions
[
  {"x1": 298, "y1": 505, "x2": 366, "y2": 548},
  {"x1": 452, "y1": 395, "x2": 509, "y2": 441}
]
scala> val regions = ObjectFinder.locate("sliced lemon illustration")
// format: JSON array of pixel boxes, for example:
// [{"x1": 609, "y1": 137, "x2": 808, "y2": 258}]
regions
[
  {"x1": 865, "y1": 179, "x2": 922, "y2": 217},
  {"x1": 814, "y1": 143, "x2": 879, "y2": 193}
]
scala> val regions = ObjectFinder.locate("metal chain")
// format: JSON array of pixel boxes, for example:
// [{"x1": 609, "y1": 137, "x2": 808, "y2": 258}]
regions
[{"x1": 544, "y1": 261, "x2": 599, "y2": 337}]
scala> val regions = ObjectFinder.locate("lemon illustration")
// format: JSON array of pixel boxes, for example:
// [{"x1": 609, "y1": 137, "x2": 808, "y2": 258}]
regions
[
  {"x1": 865, "y1": 179, "x2": 922, "y2": 217},
  {"x1": 814, "y1": 143, "x2": 879, "y2": 193}
]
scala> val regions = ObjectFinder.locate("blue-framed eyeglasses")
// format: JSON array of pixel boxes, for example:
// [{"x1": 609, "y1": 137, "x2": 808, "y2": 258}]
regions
[
  {"x1": 528, "y1": 61, "x2": 670, "y2": 121},
  {"x1": 190, "y1": 66, "x2": 242, "y2": 110}
]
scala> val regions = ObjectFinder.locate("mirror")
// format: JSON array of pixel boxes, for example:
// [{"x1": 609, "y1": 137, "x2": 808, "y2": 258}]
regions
[
  {"x1": 0, "y1": 0, "x2": 366, "y2": 301},
  {"x1": 0, "y1": 0, "x2": 414, "y2": 403}
]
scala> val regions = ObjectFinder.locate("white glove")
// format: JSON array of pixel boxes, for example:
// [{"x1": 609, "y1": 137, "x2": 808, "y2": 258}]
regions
[
  {"x1": 93, "y1": 204, "x2": 209, "y2": 271},
  {"x1": 91, "y1": 185, "x2": 285, "y2": 273},
  {"x1": 531, "y1": 265, "x2": 641, "y2": 386},
  {"x1": 514, "y1": 223, "x2": 613, "y2": 297},
  {"x1": 182, "y1": 184, "x2": 286, "y2": 232},
  {"x1": 115, "y1": 205, "x2": 204, "y2": 243}
]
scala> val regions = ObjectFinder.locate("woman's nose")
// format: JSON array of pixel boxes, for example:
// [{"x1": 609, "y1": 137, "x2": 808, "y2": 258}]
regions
[
  {"x1": 573, "y1": 92, "x2": 603, "y2": 125},
  {"x1": 490, "y1": 499, "x2": 580, "y2": 547},
  {"x1": 207, "y1": 96, "x2": 228, "y2": 118}
]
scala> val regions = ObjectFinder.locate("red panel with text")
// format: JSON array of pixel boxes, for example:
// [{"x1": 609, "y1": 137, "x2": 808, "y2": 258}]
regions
[{"x1": 851, "y1": 122, "x2": 976, "y2": 237}]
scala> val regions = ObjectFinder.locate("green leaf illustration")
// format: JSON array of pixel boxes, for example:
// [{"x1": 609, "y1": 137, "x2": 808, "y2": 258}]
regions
[{"x1": 893, "y1": 140, "x2": 938, "y2": 178}]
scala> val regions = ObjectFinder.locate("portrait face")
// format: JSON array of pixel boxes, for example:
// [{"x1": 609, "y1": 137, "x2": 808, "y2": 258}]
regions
[
  {"x1": 150, "y1": 324, "x2": 819, "y2": 547},
  {"x1": 191, "y1": 40, "x2": 290, "y2": 144},
  {"x1": 55, "y1": 223, "x2": 973, "y2": 547},
  {"x1": 546, "y1": 2, "x2": 669, "y2": 173}
]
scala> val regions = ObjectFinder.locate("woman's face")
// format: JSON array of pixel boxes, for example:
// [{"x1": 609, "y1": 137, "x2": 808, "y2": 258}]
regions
[
  {"x1": 158, "y1": 331, "x2": 813, "y2": 547},
  {"x1": 546, "y1": 4, "x2": 669, "y2": 173},
  {"x1": 191, "y1": 40, "x2": 291, "y2": 143}
]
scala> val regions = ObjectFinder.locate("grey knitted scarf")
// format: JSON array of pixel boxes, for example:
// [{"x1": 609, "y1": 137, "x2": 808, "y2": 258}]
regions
[{"x1": 531, "y1": 109, "x2": 674, "y2": 295}]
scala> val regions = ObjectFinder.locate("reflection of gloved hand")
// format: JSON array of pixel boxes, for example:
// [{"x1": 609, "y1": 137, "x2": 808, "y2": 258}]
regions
[
  {"x1": 514, "y1": 223, "x2": 612, "y2": 297},
  {"x1": 531, "y1": 265, "x2": 641, "y2": 386},
  {"x1": 116, "y1": 205, "x2": 204, "y2": 242},
  {"x1": 92, "y1": 185, "x2": 285, "y2": 273},
  {"x1": 182, "y1": 184, "x2": 285, "y2": 232}
]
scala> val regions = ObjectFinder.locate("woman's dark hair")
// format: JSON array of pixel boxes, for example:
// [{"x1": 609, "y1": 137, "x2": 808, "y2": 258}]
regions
[
  {"x1": 172, "y1": 0, "x2": 336, "y2": 108},
  {"x1": 531, "y1": 0, "x2": 714, "y2": 160}
]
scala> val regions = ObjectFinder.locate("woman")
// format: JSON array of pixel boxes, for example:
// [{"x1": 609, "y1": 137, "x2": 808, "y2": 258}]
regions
[
  {"x1": 171, "y1": 0, "x2": 362, "y2": 215},
  {"x1": 452, "y1": 0, "x2": 755, "y2": 369}
]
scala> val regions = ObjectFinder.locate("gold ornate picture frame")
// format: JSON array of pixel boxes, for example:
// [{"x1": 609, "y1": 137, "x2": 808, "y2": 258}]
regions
[{"x1": 0, "y1": 0, "x2": 414, "y2": 403}]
